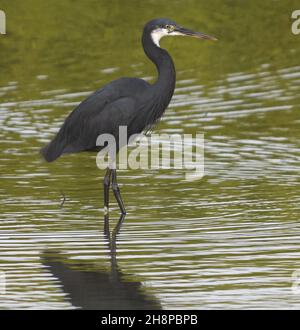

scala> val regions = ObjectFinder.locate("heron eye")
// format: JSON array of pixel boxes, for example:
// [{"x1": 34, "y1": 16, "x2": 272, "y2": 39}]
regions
[{"x1": 165, "y1": 25, "x2": 175, "y2": 32}]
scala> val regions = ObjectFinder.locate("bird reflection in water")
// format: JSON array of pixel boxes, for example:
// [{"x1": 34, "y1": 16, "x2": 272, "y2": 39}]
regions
[{"x1": 42, "y1": 215, "x2": 161, "y2": 310}]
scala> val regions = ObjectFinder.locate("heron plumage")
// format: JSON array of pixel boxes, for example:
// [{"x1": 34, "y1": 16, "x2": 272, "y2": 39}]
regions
[{"x1": 41, "y1": 18, "x2": 216, "y2": 215}]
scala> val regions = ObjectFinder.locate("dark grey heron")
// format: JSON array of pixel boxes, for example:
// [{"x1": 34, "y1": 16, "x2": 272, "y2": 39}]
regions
[{"x1": 41, "y1": 18, "x2": 216, "y2": 216}]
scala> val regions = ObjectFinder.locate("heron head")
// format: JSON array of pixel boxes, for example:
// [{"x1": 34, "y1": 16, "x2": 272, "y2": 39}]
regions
[{"x1": 145, "y1": 18, "x2": 217, "y2": 48}]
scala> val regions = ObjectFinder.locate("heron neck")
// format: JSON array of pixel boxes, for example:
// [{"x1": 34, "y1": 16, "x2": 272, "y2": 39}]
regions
[{"x1": 142, "y1": 31, "x2": 176, "y2": 100}]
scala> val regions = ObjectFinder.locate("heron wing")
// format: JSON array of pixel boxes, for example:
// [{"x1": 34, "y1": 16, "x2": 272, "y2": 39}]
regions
[
  {"x1": 60, "y1": 96, "x2": 137, "y2": 154},
  {"x1": 41, "y1": 78, "x2": 149, "y2": 162}
]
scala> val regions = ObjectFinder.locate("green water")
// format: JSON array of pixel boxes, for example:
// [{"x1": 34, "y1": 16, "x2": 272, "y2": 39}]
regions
[{"x1": 0, "y1": 0, "x2": 300, "y2": 309}]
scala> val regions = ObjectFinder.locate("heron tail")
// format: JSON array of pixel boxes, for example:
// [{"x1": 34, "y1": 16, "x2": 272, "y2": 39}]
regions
[{"x1": 40, "y1": 137, "x2": 65, "y2": 162}]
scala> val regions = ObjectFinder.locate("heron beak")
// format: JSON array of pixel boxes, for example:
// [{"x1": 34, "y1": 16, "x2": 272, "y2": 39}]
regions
[{"x1": 175, "y1": 26, "x2": 217, "y2": 41}]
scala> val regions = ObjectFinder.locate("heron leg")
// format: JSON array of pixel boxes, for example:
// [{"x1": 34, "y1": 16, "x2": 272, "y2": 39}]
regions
[
  {"x1": 111, "y1": 169, "x2": 126, "y2": 215},
  {"x1": 103, "y1": 168, "x2": 112, "y2": 216}
]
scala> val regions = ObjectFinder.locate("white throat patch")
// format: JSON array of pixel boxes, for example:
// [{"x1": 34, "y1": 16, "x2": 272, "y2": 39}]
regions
[
  {"x1": 150, "y1": 28, "x2": 168, "y2": 47},
  {"x1": 150, "y1": 28, "x2": 183, "y2": 47}
]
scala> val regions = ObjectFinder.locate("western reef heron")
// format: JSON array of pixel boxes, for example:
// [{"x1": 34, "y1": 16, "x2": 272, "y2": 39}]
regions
[{"x1": 41, "y1": 18, "x2": 216, "y2": 217}]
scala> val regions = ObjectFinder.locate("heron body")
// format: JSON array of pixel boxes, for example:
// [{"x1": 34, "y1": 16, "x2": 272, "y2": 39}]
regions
[{"x1": 41, "y1": 18, "x2": 216, "y2": 216}]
